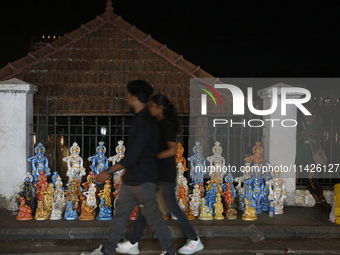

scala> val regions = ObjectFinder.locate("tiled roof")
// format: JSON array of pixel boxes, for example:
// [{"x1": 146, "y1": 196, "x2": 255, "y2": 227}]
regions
[{"x1": 0, "y1": 1, "x2": 218, "y2": 115}]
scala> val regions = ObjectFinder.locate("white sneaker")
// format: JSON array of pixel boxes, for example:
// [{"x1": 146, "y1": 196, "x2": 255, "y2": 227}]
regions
[
  {"x1": 81, "y1": 245, "x2": 104, "y2": 255},
  {"x1": 116, "y1": 241, "x2": 140, "y2": 254},
  {"x1": 178, "y1": 237, "x2": 204, "y2": 254}
]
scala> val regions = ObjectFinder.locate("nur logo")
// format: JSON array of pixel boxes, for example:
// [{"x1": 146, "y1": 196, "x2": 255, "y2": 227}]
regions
[{"x1": 198, "y1": 82, "x2": 222, "y2": 115}]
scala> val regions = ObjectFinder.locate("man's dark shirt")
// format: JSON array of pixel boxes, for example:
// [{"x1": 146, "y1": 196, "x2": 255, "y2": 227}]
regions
[{"x1": 119, "y1": 107, "x2": 159, "y2": 185}]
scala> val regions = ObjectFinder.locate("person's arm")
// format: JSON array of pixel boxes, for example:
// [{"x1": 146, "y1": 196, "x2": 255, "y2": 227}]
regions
[
  {"x1": 158, "y1": 141, "x2": 176, "y2": 158},
  {"x1": 97, "y1": 121, "x2": 153, "y2": 183},
  {"x1": 296, "y1": 131, "x2": 309, "y2": 144}
]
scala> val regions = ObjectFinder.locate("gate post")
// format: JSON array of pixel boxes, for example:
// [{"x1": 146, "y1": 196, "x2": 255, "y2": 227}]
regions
[
  {"x1": 258, "y1": 83, "x2": 303, "y2": 206},
  {"x1": 0, "y1": 78, "x2": 38, "y2": 208}
]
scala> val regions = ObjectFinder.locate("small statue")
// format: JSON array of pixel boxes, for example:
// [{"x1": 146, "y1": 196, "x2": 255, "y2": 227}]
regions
[
  {"x1": 242, "y1": 198, "x2": 257, "y2": 221},
  {"x1": 88, "y1": 141, "x2": 109, "y2": 182},
  {"x1": 177, "y1": 184, "x2": 188, "y2": 213},
  {"x1": 64, "y1": 200, "x2": 78, "y2": 220},
  {"x1": 83, "y1": 183, "x2": 97, "y2": 209},
  {"x1": 27, "y1": 142, "x2": 51, "y2": 184},
  {"x1": 226, "y1": 202, "x2": 238, "y2": 220},
  {"x1": 198, "y1": 198, "x2": 213, "y2": 220},
  {"x1": 19, "y1": 179, "x2": 34, "y2": 211},
  {"x1": 50, "y1": 202, "x2": 62, "y2": 220},
  {"x1": 213, "y1": 193, "x2": 225, "y2": 220},
  {"x1": 79, "y1": 198, "x2": 95, "y2": 221},
  {"x1": 222, "y1": 182, "x2": 235, "y2": 213},
  {"x1": 261, "y1": 161, "x2": 272, "y2": 211},
  {"x1": 204, "y1": 190, "x2": 217, "y2": 216},
  {"x1": 235, "y1": 162, "x2": 252, "y2": 210},
  {"x1": 175, "y1": 142, "x2": 188, "y2": 171},
  {"x1": 113, "y1": 177, "x2": 122, "y2": 216},
  {"x1": 22, "y1": 172, "x2": 35, "y2": 200},
  {"x1": 188, "y1": 141, "x2": 206, "y2": 183},
  {"x1": 206, "y1": 178, "x2": 223, "y2": 194},
  {"x1": 34, "y1": 171, "x2": 48, "y2": 202},
  {"x1": 188, "y1": 184, "x2": 201, "y2": 217},
  {"x1": 99, "y1": 179, "x2": 112, "y2": 208},
  {"x1": 16, "y1": 197, "x2": 33, "y2": 220},
  {"x1": 207, "y1": 141, "x2": 226, "y2": 183},
  {"x1": 250, "y1": 165, "x2": 266, "y2": 214},
  {"x1": 51, "y1": 171, "x2": 61, "y2": 189},
  {"x1": 186, "y1": 207, "x2": 196, "y2": 220},
  {"x1": 63, "y1": 142, "x2": 86, "y2": 185},
  {"x1": 108, "y1": 140, "x2": 126, "y2": 185},
  {"x1": 175, "y1": 162, "x2": 188, "y2": 197},
  {"x1": 244, "y1": 141, "x2": 265, "y2": 167},
  {"x1": 97, "y1": 197, "x2": 112, "y2": 221},
  {"x1": 35, "y1": 200, "x2": 49, "y2": 220},
  {"x1": 129, "y1": 206, "x2": 139, "y2": 220},
  {"x1": 42, "y1": 183, "x2": 54, "y2": 215},
  {"x1": 266, "y1": 168, "x2": 287, "y2": 214},
  {"x1": 65, "y1": 182, "x2": 79, "y2": 212},
  {"x1": 241, "y1": 179, "x2": 256, "y2": 216},
  {"x1": 82, "y1": 171, "x2": 96, "y2": 191},
  {"x1": 54, "y1": 176, "x2": 65, "y2": 211}
]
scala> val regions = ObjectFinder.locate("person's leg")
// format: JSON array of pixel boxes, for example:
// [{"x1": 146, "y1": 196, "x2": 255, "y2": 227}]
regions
[
  {"x1": 129, "y1": 211, "x2": 147, "y2": 244},
  {"x1": 133, "y1": 182, "x2": 174, "y2": 254},
  {"x1": 103, "y1": 184, "x2": 137, "y2": 253},
  {"x1": 305, "y1": 177, "x2": 322, "y2": 210},
  {"x1": 160, "y1": 181, "x2": 197, "y2": 240}
]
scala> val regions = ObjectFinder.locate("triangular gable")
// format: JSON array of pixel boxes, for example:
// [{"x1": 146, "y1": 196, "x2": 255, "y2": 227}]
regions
[{"x1": 0, "y1": 4, "x2": 215, "y2": 115}]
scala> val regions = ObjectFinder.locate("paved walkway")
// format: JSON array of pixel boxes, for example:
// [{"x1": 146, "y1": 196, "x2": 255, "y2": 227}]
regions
[{"x1": 1, "y1": 207, "x2": 339, "y2": 240}]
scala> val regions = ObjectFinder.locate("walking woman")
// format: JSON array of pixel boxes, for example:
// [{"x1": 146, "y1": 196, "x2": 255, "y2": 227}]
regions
[{"x1": 116, "y1": 94, "x2": 204, "y2": 255}]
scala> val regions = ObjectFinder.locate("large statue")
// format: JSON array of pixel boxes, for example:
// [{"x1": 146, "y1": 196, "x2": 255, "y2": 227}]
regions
[
  {"x1": 88, "y1": 141, "x2": 109, "y2": 182},
  {"x1": 188, "y1": 141, "x2": 206, "y2": 182},
  {"x1": 175, "y1": 142, "x2": 188, "y2": 171},
  {"x1": 27, "y1": 143, "x2": 50, "y2": 184},
  {"x1": 108, "y1": 140, "x2": 126, "y2": 185},
  {"x1": 207, "y1": 141, "x2": 226, "y2": 183},
  {"x1": 266, "y1": 168, "x2": 287, "y2": 214},
  {"x1": 63, "y1": 142, "x2": 86, "y2": 185},
  {"x1": 244, "y1": 141, "x2": 265, "y2": 167}
]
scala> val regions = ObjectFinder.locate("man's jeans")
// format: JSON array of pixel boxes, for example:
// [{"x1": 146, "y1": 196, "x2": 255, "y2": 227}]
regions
[
  {"x1": 130, "y1": 181, "x2": 198, "y2": 243},
  {"x1": 104, "y1": 182, "x2": 174, "y2": 254}
]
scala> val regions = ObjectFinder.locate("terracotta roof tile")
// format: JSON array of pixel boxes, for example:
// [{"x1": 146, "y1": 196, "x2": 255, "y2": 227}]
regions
[{"x1": 0, "y1": 8, "x2": 216, "y2": 115}]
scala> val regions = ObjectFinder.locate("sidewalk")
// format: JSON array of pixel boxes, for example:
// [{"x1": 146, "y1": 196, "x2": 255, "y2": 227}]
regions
[{"x1": 0, "y1": 207, "x2": 339, "y2": 240}]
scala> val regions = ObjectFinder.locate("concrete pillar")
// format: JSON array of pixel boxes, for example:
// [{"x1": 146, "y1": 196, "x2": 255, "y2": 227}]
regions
[
  {"x1": 0, "y1": 78, "x2": 38, "y2": 208},
  {"x1": 258, "y1": 83, "x2": 304, "y2": 206}
]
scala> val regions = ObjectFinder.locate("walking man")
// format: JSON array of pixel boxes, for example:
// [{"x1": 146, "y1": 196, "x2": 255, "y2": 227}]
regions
[{"x1": 82, "y1": 80, "x2": 176, "y2": 255}]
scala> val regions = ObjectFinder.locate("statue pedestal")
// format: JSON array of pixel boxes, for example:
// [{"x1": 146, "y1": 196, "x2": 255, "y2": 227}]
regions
[{"x1": 0, "y1": 78, "x2": 37, "y2": 208}]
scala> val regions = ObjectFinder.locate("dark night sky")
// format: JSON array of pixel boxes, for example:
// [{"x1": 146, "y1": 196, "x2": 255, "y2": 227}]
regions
[{"x1": 1, "y1": 0, "x2": 340, "y2": 82}]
